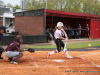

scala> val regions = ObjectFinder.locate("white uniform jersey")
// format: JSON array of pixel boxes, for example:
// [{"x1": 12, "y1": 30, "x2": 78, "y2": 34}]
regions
[{"x1": 54, "y1": 29, "x2": 62, "y2": 39}]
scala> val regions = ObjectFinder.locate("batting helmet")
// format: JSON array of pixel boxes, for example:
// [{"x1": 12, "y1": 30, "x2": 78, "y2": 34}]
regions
[
  {"x1": 57, "y1": 22, "x2": 64, "y2": 28},
  {"x1": 15, "y1": 35, "x2": 23, "y2": 44},
  {"x1": 0, "y1": 26, "x2": 6, "y2": 33}
]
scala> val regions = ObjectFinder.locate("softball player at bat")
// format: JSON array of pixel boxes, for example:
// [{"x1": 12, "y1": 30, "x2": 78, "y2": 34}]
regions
[
  {"x1": 5, "y1": 35, "x2": 27, "y2": 64},
  {"x1": 47, "y1": 22, "x2": 72, "y2": 59}
]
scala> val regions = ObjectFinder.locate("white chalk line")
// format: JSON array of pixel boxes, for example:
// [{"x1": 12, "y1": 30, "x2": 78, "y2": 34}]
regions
[
  {"x1": 29, "y1": 56, "x2": 88, "y2": 64},
  {"x1": 0, "y1": 66, "x2": 36, "y2": 69},
  {"x1": 77, "y1": 56, "x2": 85, "y2": 60},
  {"x1": 30, "y1": 56, "x2": 98, "y2": 68},
  {"x1": 34, "y1": 62, "x2": 38, "y2": 67},
  {"x1": 1, "y1": 53, "x2": 100, "y2": 69},
  {"x1": 0, "y1": 65, "x2": 97, "y2": 69},
  {"x1": 90, "y1": 62, "x2": 100, "y2": 67},
  {"x1": 37, "y1": 66, "x2": 96, "y2": 68},
  {"x1": 78, "y1": 52, "x2": 100, "y2": 56},
  {"x1": 30, "y1": 56, "x2": 38, "y2": 67},
  {"x1": 78, "y1": 52, "x2": 100, "y2": 67},
  {"x1": 31, "y1": 55, "x2": 100, "y2": 67}
]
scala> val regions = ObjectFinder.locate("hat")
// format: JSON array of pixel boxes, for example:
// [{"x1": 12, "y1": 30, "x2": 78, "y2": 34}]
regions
[{"x1": 0, "y1": 26, "x2": 6, "y2": 33}]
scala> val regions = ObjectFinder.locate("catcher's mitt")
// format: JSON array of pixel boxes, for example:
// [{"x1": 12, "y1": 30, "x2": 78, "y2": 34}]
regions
[{"x1": 28, "y1": 48, "x2": 35, "y2": 52}]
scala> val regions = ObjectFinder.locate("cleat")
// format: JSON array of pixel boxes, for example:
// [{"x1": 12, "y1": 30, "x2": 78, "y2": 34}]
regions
[
  {"x1": 67, "y1": 56, "x2": 73, "y2": 59},
  {"x1": 11, "y1": 61, "x2": 18, "y2": 64},
  {"x1": 47, "y1": 52, "x2": 50, "y2": 58},
  {"x1": 0, "y1": 57, "x2": 3, "y2": 59},
  {"x1": 8, "y1": 58, "x2": 12, "y2": 62}
]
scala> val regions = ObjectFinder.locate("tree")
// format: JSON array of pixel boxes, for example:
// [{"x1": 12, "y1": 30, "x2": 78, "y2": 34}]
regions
[
  {"x1": 7, "y1": 3, "x2": 13, "y2": 8},
  {"x1": 26, "y1": 0, "x2": 43, "y2": 10},
  {"x1": 82, "y1": 0, "x2": 100, "y2": 15},
  {"x1": 26, "y1": 0, "x2": 100, "y2": 15},
  {"x1": 13, "y1": 5, "x2": 20, "y2": 9}
]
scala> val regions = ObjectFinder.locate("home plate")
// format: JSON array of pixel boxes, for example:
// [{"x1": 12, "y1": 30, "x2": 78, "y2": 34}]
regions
[{"x1": 53, "y1": 60, "x2": 64, "y2": 62}]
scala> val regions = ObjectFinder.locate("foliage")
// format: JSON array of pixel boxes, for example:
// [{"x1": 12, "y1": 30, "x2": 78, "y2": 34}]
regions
[
  {"x1": 13, "y1": 5, "x2": 20, "y2": 9},
  {"x1": 26, "y1": 0, "x2": 100, "y2": 15},
  {"x1": 7, "y1": 3, "x2": 13, "y2": 8}
]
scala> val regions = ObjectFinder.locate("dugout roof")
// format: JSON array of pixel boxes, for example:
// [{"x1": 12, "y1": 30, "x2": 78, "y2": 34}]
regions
[{"x1": 45, "y1": 9, "x2": 100, "y2": 19}]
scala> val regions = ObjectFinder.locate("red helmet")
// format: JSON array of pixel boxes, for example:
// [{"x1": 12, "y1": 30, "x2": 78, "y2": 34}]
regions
[{"x1": 15, "y1": 35, "x2": 23, "y2": 44}]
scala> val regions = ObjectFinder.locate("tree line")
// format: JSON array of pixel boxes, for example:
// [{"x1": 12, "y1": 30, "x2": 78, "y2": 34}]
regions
[
  {"x1": 0, "y1": 0, "x2": 100, "y2": 15},
  {"x1": 26, "y1": 0, "x2": 100, "y2": 15}
]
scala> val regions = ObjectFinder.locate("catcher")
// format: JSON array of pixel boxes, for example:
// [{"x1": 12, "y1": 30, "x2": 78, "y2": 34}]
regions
[{"x1": 4, "y1": 35, "x2": 35, "y2": 64}]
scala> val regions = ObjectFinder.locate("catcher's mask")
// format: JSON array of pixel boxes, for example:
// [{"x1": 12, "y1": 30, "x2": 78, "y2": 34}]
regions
[{"x1": 15, "y1": 35, "x2": 23, "y2": 44}]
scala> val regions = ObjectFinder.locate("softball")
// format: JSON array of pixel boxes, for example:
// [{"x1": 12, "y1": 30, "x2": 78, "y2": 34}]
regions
[{"x1": 88, "y1": 44, "x2": 91, "y2": 47}]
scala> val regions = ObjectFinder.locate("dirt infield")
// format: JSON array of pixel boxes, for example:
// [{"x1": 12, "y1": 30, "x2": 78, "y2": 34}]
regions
[{"x1": 0, "y1": 50, "x2": 100, "y2": 75}]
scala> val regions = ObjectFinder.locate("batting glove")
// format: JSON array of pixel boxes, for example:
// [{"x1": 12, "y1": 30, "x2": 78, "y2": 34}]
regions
[{"x1": 65, "y1": 36, "x2": 68, "y2": 41}]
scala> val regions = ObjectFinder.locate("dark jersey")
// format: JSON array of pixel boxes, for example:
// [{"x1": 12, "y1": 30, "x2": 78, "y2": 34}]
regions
[
  {"x1": 5, "y1": 41, "x2": 20, "y2": 51},
  {"x1": 46, "y1": 30, "x2": 50, "y2": 37},
  {"x1": 0, "y1": 31, "x2": 3, "y2": 40},
  {"x1": 86, "y1": 27, "x2": 89, "y2": 32}
]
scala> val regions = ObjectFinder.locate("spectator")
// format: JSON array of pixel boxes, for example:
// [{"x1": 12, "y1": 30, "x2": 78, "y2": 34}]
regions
[
  {"x1": 46, "y1": 27, "x2": 53, "y2": 43},
  {"x1": 71, "y1": 29, "x2": 75, "y2": 38},
  {"x1": 78, "y1": 24, "x2": 82, "y2": 38},
  {"x1": 64, "y1": 25, "x2": 67, "y2": 29},
  {"x1": 53, "y1": 26, "x2": 57, "y2": 32},
  {"x1": 86, "y1": 24, "x2": 90, "y2": 39},
  {"x1": 67, "y1": 25, "x2": 71, "y2": 38}
]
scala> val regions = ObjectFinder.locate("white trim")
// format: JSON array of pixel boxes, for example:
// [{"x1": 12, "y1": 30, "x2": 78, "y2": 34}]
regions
[
  {"x1": 90, "y1": 62, "x2": 100, "y2": 67},
  {"x1": 78, "y1": 52, "x2": 100, "y2": 57},
  {"x1": 34, "y1": 62, "x2": 38, "y2": 67}
]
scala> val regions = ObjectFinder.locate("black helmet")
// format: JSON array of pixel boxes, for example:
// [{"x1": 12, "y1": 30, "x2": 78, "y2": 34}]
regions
[{"x1": 0, "y1": 26, "x2": 6, "y2": 33}]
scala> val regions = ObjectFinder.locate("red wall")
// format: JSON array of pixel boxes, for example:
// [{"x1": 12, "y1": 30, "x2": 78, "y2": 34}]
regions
[{"x1": 90, "y1": 19, "x2": 100, "y2": 38}]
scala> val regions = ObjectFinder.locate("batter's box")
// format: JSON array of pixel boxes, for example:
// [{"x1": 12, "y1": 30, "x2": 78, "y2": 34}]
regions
[{"x1": 36, "y1": 61, "x2": 95, "y2": 67}]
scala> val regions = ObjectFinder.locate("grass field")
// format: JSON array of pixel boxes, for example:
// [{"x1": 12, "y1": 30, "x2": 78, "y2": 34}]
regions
[{"x1": 22, "y1": 41, "x2": 100, "y2": 49}]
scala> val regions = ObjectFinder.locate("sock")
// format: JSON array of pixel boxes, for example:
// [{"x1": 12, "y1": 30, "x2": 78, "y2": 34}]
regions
[
  {"x1": 65, "y1": 50, "x2": 69, "y2": 57},
  {"x1": 63, "y1": 48, "x2": 69, "y2": 57},
  {"x1": 50, "y1": 50, "x2": 58, "y2": 55}
]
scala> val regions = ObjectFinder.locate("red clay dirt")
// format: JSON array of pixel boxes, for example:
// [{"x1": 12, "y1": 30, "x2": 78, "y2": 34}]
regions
[{"x1": 0, "y1": 50, "x2": 100, "y2": 75}]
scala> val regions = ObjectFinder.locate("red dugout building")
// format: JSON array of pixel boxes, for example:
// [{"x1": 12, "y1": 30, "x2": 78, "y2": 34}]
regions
[{"x1": 14, "y1": 9, "x2": 100, "y2": 38}]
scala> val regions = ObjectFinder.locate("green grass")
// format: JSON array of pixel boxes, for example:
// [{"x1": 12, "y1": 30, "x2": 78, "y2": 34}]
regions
[{"x1": 22, "y1": 41, "x2": 100, "y2": 49}]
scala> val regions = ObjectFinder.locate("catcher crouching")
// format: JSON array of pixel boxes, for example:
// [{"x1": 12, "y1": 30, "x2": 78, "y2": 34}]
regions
[{"x1": 4, "y1": 35, "x2": 35, "y2": 64}]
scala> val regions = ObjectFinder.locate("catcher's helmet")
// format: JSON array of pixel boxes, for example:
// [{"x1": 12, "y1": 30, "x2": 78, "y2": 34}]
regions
[
  {"x1": 15, "y1": 35, "x2": 23, "y2": 44},
  {"x1": 0, "y1": 26, "x2": 6, "y2": 33},
  {"x1": 57, "y1": 22, "x2": 64, "y2": 28}
]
